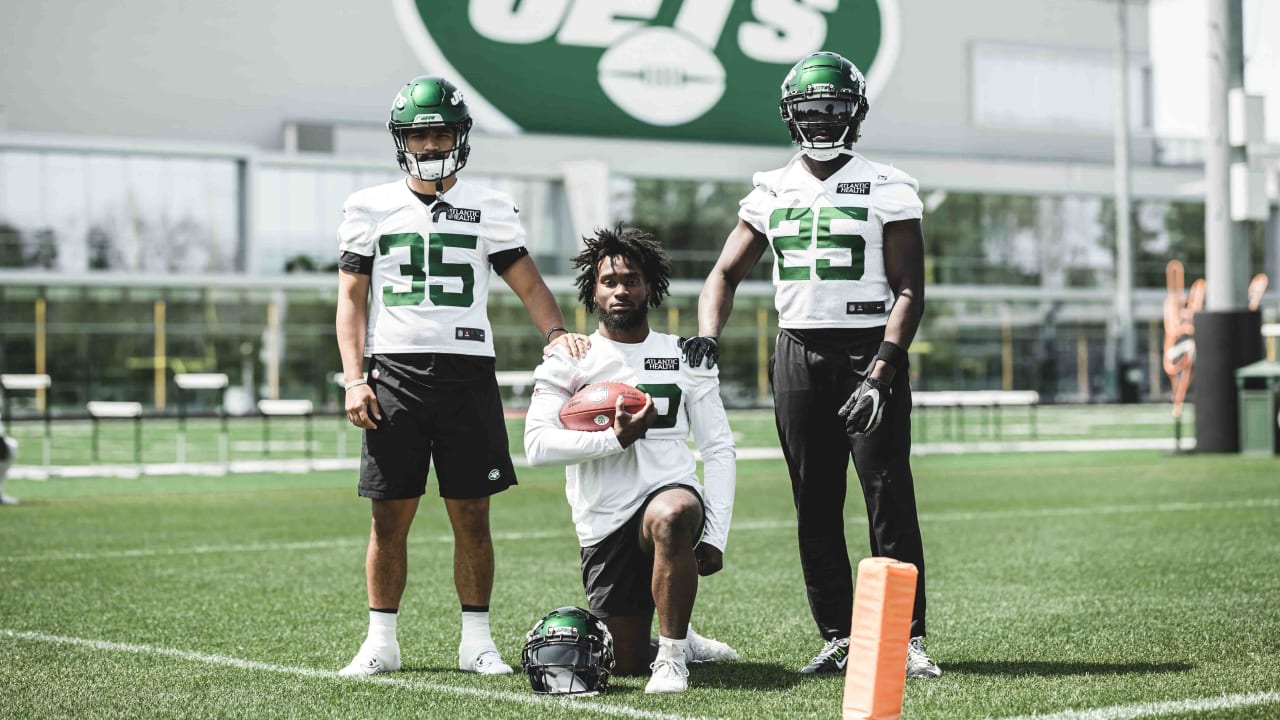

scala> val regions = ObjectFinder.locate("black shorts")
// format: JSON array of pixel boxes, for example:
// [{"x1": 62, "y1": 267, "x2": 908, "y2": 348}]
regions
[
  {"x1": 358, "y1": 353, "x2": 517, "y2": 500},
  {"x1": 579, "y1": 484, "x2": 705, "y2": 618}
]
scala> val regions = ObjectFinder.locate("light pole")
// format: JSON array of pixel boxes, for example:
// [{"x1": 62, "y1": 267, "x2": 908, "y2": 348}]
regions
[{"x1": 1114, "y1": 0, "x2": 1139, "y2": 402}]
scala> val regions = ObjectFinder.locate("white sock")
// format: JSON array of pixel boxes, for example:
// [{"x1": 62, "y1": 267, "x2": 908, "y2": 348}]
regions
[
  {"x1": 658, "y1": 635, "x2": 690, "y2": 663},
  {"x1": 461, "y1": 610, "x2": 495, "y2": 650},
  {"x1": 367, "y1": 609, "x2": 398, "y2": 648}
]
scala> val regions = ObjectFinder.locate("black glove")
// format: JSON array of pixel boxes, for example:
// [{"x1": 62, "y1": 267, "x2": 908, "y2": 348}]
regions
[
  {"x1": 838, "y1": 376, "x2": 889, "y2": 436},
  {"x1": 680, "y1": 336, "x2": 719, "y2": 369}
]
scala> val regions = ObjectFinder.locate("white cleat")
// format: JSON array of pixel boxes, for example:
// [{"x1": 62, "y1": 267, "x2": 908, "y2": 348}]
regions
[
  {"x1": 460, "y1": 646, "x2": 514, "y2": 675},
  {"x1": 686, "y1": 625, "x2": 739, "y2": 663},
  {"x1": 645, "y1": 644, "x2": 690, "y2": 694},
  {"x1": 906, "y1": 636, "x2": 942, "y2": 679},
  {"x1": 338, "y1": 643, "x2": 401, "y2": 677}
]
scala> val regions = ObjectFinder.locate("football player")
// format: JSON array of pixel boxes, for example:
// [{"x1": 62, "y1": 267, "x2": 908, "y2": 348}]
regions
[
  {"x1": 524, "y1": 227, "x2": 738, "y2": 694},
  {"x1": 0, "y1": 405, "x2": 17, "y2": 506},
  {"x1": 335, "y1": 75, "x2": 589, "y2": 677},
  {"x1": 685, "y1": 51, "x2": 940, "y2": 679}
]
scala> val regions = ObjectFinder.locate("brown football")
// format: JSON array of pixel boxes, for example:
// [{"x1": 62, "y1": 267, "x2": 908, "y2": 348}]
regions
[{"x1": 559, "y1": 382, "x2": 648, "y2": 431}]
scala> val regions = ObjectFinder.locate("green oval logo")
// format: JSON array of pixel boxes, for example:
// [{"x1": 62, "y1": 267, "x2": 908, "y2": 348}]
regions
[{"x1": 394, "y1": 0, "x2": 899, "y2": 145}]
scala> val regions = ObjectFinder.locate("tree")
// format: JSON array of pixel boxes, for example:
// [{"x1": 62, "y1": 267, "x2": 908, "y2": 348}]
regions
[
  {"x1": 26, "y1": 229, "x2": 57, "y2": 269},
  {"x1": 0, "y1": 222, "x2": 23, "y2": 268},
  {"x1": 87, "y1": 224, "x2": 122, "y2": 270}
]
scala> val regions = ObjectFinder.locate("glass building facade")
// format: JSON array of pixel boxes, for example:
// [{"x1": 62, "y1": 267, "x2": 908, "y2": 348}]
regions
[{"x1": 0, "y1": 141, "x2": 1273, "y2": 415}]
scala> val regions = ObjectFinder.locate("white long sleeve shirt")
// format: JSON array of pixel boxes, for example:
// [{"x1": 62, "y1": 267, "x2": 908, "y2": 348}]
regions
[{"x1": 524, "y1": 330, "x2": 736, "y2": 552}]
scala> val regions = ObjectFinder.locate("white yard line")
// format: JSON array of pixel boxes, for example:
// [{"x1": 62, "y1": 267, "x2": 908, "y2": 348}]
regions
[
  {"x1": 2, "y1": 497, "x2": 1276, "y2": 564},
  {"x1": 993, "y1": 691, "x2": 1280, "y2": 720},
  {"x1": 0, "y1": 629, "x2": 712, "y2": 720}
]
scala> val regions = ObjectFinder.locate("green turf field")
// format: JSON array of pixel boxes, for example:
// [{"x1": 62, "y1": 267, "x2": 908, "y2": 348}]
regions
[
  {"x1": 0, "y1": 403, "x2": 1196, "y2": 467},
  {"x1": 2, "y1": 443, "x2": 1277, "y2": 719}
]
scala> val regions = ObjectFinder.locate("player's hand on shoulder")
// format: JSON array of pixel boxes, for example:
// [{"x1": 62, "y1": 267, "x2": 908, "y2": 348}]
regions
[
  {"x1": 612, "y1": 393, "x2": 656, "y2": 448},
  {"x1": 345, "y1": 384, "x2": 381, "y2": 430},
  {"x1": 838, "y1": 376, "x2": 889, "y2": 436},
  {"x1": 680, "y1": 336, "x2": 719, "y2": 369},
  {"x1": 544, "y1": 330, "x2": 591, "y2": 359},
  {"x1": 694, "y1": 543, "x2": 724, "y2": 576}
]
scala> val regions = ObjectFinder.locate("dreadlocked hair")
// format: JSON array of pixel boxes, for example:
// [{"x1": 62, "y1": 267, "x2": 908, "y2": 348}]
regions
[{"x1": 571, "y1": 226, "x2": 672, "y2": 312}]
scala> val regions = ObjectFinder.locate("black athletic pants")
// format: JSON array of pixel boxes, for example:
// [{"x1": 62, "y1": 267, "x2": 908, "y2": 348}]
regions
[{"x1": 771, "y1": 328, "x2": 926, "y2": 640}]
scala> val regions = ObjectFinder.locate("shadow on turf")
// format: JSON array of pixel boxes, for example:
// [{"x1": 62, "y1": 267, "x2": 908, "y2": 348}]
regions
[
  {"x1": 386, "y1": 662, "x2": 805, "y2": 691},
  {"x1": 686, "y1": 662, "x2": 804, "y2": 690},
  {"x1": 944, "y1": 660, "x2": 1194, "y2": 677}
]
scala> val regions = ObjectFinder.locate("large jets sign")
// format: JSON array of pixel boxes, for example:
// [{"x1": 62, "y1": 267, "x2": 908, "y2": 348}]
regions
[{"x1": 395, "y1": 0, "x2": 899, "y2": 145}]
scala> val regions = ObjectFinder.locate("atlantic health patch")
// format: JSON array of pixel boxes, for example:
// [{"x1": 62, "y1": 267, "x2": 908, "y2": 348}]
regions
[
  {"x1": 445, "y1": 207, "x2": 481, "y2": 223},
  {"x1": 643, "y1": 357, "x2": 680, "y2": 371}
]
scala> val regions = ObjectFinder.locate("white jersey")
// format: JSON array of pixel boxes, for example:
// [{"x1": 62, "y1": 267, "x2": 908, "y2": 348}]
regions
[
  {"x1": 738, "y1": 151, "x2": 923, "y2": 329},
  {"x1": 524, "y1": 331, "x2": 736, "y2": 552},
  {"x1": 337, "y1": 179, "x2": 527, "y2": 356}
]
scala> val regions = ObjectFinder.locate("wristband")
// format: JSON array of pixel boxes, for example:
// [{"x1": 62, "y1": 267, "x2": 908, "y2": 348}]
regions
[
  {"x1": 343, "y1": 377, "x2": 368, "y2": 391},
  {"x1": 875, "y1": 341, "x2": 908, "y2": 373},
  {"x1": 545, "y1": 325, "x2": 568, "y2": 343}
]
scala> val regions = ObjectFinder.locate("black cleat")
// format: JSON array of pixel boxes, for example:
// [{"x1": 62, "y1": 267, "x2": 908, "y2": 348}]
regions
[{"x1": 800, "y1": 637, "x2": 849, "y2": 674}]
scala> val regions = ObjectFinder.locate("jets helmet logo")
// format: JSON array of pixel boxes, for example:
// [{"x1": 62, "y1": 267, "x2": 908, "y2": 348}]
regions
[{"x1": 395, "y1": 0, "x2": 899, "y2": 145}]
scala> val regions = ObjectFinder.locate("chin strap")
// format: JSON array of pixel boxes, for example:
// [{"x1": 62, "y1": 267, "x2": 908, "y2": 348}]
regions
[
  {"x1": 430, "y1": 182, "x2": 454, "y2": 222},
  {"x1": 799, "y1": 125, "x2": 854, "y2": 161},
  {"x1": 803, "y1": 144, "x2": 857, "y2": 161}
]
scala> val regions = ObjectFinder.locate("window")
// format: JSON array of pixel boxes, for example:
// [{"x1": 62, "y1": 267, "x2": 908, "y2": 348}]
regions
[
  {"x1": 972, "y1": 42, "x2": 1150, "y2": 133},
  {"x1": 0, "y1": 150, "x2": 240, "y2": 273}
]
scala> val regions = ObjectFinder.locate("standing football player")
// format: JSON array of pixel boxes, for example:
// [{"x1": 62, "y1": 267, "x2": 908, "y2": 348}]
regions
[
  {"x1": 524, "y1": 227, "x2": 738, "y2": 694},
  {"x1": 335, "y1": 75, "x2": 588, "y2": 677},
  {"x1": 0, "y1": 405, "x2": 17, "y2": 505},
  {"x1": 685, "y1": 51, "x2": 940, "y2": 679}
]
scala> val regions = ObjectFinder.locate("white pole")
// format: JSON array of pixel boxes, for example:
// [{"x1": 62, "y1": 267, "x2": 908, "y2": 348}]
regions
[
  {"x1": 1115, "y1": 0, "x2": 1136, "y2": 369},
  {"x1": 1205, "y1": 0, "x2": 1235, "y2": 309}
]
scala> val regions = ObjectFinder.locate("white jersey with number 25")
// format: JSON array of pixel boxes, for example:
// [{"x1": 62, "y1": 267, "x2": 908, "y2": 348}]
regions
[{"x1": 738, "y1": 151, "x2": 923, "y2": 330}]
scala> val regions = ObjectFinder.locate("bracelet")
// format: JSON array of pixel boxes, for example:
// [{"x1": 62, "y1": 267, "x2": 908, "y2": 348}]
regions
[
  {"x1": 343, "y1": 377, "x2": 368, "y2": 391},
  {"x1": 545, "y1": 325, "x2": 568, "y2": 342},
  {"x1": 875, "y1": 341, "x2": 909, "y2": 373}
]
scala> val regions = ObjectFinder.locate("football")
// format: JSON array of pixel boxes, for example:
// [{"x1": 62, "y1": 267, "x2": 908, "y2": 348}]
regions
[
  {"x1": 559, "y1": 382, "x2": 648, "y2": 432},
  {"x1": 597, "y1": 27, "x2": 726, "y2": 126}
]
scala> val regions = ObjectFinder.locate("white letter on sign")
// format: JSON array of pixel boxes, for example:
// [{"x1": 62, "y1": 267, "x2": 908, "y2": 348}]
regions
[
  {"x1": 470, "y1": 0, "x2": 571, "y2": 44},
  {"x1": 738, "y1": 0, "x2": 829, "y2": 64},
  {"x1": 673, "y1": 0, "x2": 735, "y2": 49},
  {"x1": 557, "y1": 0, "x2": 662, "y2": 48}
]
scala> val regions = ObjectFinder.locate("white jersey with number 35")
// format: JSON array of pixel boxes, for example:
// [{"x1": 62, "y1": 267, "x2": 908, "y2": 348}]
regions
[
  {"x1": 338, "y1": 179, "x2": 526, "y2": 357},
  {"x1": 738, "y1": 152, "x2": 923, "y2": 329}
]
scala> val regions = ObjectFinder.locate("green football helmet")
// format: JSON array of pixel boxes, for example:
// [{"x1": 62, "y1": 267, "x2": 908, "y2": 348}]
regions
[
  {"x1": 779, "y1": 51, "x2": 870, "y2": 160},
  {"x1": 388, "y1": 75, "x2": 473, "y2": 182},
  {"x1": 521, "y1": 606, "x2": 615, "y2": 696}
]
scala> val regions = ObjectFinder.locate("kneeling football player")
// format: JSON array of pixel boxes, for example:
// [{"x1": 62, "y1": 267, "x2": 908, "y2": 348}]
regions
[{"x1": 523, "y1": 227, "x2": 738, "y2": 694}]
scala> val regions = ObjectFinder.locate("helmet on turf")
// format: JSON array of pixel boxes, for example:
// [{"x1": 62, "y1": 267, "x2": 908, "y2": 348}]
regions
[
  {"x1": 779, "y1": 51, "x2": 870, "y2": 161},
  {"x1": 388, "y1": 75, "x2": 473, "y2": 181},
  {"x1": 521, "y1": 606, "x2": 615, "y2": 695}
]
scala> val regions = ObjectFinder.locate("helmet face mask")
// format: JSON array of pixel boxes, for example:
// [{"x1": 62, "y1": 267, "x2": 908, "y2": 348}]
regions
[
  {"x1": 388, "y1": 76, "x2": 473, "y2": 183},
  {"x1": 521, "y1": 607, "x2": 615, "y2": 696},
  {"x1": 780, "y1": 52, "x2": 870, "y2": 161},
  {"x1": 397, "y1": 127, "x2": 463, "y2": 182}
]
